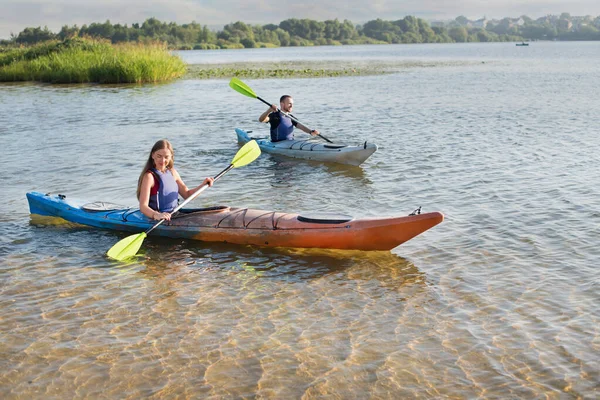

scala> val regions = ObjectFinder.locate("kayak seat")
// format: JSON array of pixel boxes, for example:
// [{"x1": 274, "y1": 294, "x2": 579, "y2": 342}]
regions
[{"x1": 297, "y1": 213, "x2": 353, "y2": 224}]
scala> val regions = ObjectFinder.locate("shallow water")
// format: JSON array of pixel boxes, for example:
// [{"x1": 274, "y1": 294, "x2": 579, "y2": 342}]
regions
[{"x1": 1, "y1": 42, "x2": 599, "y2": 398}]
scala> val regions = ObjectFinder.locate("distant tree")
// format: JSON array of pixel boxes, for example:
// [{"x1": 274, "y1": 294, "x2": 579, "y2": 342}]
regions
[
  {"x1": 219, "y1": 21, "x2": 254, "y2": 42},
  {"x1": 279, "y1": 18, "x2": 318, "y2": 39},
  {"x1": 521, "y1": 15, "x2": 534, "y2": 24},
  {"x1": 475, "y1": 29, "x2": 493, "y2": 42},
  {"x1": 240, "y1": 38, "x2": 256, "y2": 48},
  {"x1": 521, "y1": 24, "x2": 557, "y2": 40},
  {"x1": 57, "y1": 25, "x2": 79, "y2": 40},
  {"x1": 448, "y1": 26, "x2": 468, "y2": 42},
  {"x1": 198, "y1": 26, "x2": 216, "y2": 43},
  {"x1": 455, "y1": 16, "x2": 469, "y2": 26},
  {"x1": 561, "y1": 24, "x2": 600, "y2": 40},
  {"x1": 81, "y1": 20, "x2": 115, "y2": 39},
  {"x1": 339, "y1": 20, "x2": 358, "y2": 40},
  {"x1": 6, "y1": 12, "x2": 600, "y2": 49},
  {"x1": 557, "y1": 15, "x2": 572, "y2": 33},
  {"x1": 324, "y1": 19, "x2": 341, "y2": 40},
  {"x1": 559, "y1": 12, "x2": 571, "y2": 20},
  {"x1": 141, "y1": 18, "x2": 169, "y2": 37},
  {"x1": 170, "y1": 24, "x2": 197, "y2": 44},
  {"x1": 362, "y1": 19, "x2": 399, "y2": 42},
  {"x1": 401, "y1": 32, "x2": 421, "y2": 43},
  {"x1": 488, "y1": 18, "x2": 511, "y2": 35},
  {"x1": 580, "y1": 25, "x2": 599, "y2": 35},
  {"x1": 432, "y1": 26, "x2": 452, "y2": 42},
  {"x1": 275, "y1": 28, "x2": 290, "y2": 46},
  {"x1": 15, "y1": 26, "x2": 56, "y2": 44},
  {"x1": 417, "y1": 18, "x2": 437, "y2": 42},
  {"x1": 112, "y1": 24, "x2": 130, "y2": 42},
  {"x1": 255, "y1": 27, "x2": 280, "y2": 45},
  {"x1": 307, "y1": 20, "x2": 325, "y2": 40},
  {"x1": 396, "y1": 16, "x2": 420, "y2": 34}
]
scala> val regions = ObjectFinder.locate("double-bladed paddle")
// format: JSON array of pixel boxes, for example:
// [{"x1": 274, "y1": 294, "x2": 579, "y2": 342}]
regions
[
  {"x1": 106, "y1": 140, "x2": 261, "y2": 261},
  {"x1": 229, "y1": 77, "x2": 333, "y2": 143}
]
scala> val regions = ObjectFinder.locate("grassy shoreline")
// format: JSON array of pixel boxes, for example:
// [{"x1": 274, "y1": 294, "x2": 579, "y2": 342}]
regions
[{"x1": 0, "y1": 38, "x2": 186, "y2": 84}]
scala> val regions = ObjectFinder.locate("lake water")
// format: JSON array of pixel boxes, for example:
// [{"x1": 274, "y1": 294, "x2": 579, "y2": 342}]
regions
[{"x1": 1, "y1": 42, "x2": 599, "y2": 398}]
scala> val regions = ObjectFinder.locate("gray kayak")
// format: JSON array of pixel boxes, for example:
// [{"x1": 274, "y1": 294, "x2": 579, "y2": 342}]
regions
[{"x1": 235, "y1": 128, "x2": 377, "y2": 166}]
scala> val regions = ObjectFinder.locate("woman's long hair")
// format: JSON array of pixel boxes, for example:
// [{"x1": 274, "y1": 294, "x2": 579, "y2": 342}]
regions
[{"x1": 136, "y1": 139, "x2": 174, "y2": 199}]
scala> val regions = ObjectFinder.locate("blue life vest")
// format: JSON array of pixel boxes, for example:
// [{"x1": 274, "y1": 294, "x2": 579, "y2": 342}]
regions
[
  {"x1": 270, "y1": 111, "x2": 295, "y2": 142},
  {"x1": 148, "y1": 168, "x2": 179, "y2": 212}
]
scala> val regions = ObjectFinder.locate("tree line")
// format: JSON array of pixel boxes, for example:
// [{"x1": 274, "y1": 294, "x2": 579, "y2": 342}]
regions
[{"x1": 3, "y1": 14, "x2": 600, "y2": 49}]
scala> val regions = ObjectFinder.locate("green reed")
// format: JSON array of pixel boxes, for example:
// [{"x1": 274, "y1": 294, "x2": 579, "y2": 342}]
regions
[{"x1": 0, "y1": 38, "x2": 186, "y2": 84}]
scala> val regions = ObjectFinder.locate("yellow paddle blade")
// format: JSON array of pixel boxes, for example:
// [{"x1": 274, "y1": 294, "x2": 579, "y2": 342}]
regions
[
  {"x1": 229, "y1": 77, "x2": 257, "y2": 99},
  {"x1": 232, "y1": 140, "x2": 261, "y2": 168},
  {"x1": 106, "y1": 232, "x2": 147, "y2": 261}
]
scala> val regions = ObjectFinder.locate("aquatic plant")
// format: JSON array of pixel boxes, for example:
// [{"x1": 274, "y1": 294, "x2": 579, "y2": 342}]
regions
[{"x1": 184, "y1": 64, "x2": 383, "y2": 79}]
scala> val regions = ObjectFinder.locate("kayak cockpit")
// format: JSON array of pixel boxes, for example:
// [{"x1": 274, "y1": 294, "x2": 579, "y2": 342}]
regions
[
  {"x1": 297, "y1": 213, "x2": 354, "y2": 224},
  {"x1": 177, "y1": 206, "x2": 230, "y2": 215}
]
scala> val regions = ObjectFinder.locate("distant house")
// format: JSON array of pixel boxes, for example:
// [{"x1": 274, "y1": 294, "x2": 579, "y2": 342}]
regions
[
  {"x1": 572, "y1": 20, "x2": 586, "y2": 31},
  {"x1": 536, "y1": 15, "x2": 559, "y2": 25},
  {"x1": 557, "y1": 19, "x2": 573, "y2": 31},
  {"x1": 472, "y1": 17, "x2": 488, "y2": 28}
]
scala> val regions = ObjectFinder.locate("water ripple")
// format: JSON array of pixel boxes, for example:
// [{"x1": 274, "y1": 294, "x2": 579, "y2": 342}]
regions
[{"x1": 1, "y1": 42, "x2": 599, "y2": 398}]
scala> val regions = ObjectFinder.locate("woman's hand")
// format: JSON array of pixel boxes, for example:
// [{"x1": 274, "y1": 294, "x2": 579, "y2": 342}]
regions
[
  {"x1": 203, "y1": 177, "x2": 214, "y2": 187},
  {"x1": 153, "y1": 211, "x2": 171, "y2": 221}
]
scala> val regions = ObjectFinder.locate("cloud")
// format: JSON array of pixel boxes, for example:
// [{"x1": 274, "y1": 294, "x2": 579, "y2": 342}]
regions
[{"x1": 1, "y1": 0, "x2": 599, "y2": 39}]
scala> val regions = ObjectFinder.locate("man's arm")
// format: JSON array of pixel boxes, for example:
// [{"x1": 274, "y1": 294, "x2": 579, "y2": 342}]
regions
[{"x1": 259, "y1": 104, "x2": 278, "y2": 122}]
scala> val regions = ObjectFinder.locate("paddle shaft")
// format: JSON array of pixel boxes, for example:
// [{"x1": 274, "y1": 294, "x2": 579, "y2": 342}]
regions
[
  {"x1": 257, "y1": 96, "x2": 333, "y2": 143},
  {"x1": 145, "y1": 164, "x2": 234, "y2": 235}
]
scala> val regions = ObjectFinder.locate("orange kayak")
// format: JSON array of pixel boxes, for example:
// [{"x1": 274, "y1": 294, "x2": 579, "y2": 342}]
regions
[{"x1": 27, "y1": 192, "x2": 443, "y2": 251}]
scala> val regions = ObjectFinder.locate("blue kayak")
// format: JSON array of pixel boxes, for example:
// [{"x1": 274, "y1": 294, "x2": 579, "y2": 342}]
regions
[{"x1": 236, "y1": 128, "x2": 377, "y2": 166}]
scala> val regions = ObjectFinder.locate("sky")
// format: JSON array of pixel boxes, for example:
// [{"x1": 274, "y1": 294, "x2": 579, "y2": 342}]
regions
[{"x1": 2, "y1": 0, "x2": 600, "y2": 40}]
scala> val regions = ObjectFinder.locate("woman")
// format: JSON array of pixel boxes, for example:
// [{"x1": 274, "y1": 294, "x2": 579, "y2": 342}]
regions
[{"x1": 137, "y1": 139, "x2": 213, "y2": 221}]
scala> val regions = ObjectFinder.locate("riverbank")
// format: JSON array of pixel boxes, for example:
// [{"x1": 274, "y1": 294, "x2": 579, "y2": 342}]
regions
[{"x1": 1, "y1": 38, "x2": 483, "y2": 84}]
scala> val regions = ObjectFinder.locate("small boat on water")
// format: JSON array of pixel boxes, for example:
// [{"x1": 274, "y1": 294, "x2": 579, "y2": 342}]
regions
[
  {"x1": 235, "y1": 128, "x2": 377, "y2": 166},
  {"x1": 27, "y1": 191, "x2": 443, "y2": 251},
  {"x1": 516, "y1": 42, "x2": 529, "y2": 46}
]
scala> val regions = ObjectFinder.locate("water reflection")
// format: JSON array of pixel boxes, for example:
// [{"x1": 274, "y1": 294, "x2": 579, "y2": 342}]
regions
[
  {"x1": 137, "y1": 238, "x2": 425, "y2": 285},
  {"x1": 27, "y1": 209, "x2": 423, "y2": 288},
  {"x1": 264, "y1": 155, "x2": 372, "y2": 186},
  {"x1": 322, "y1": 161, "x2": 372, "y2": 183}
]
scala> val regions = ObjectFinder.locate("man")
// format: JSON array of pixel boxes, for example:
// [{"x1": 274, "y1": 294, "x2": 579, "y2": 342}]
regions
[{"x1": 258, "y1": 95, "x2": 321, "y2": 142}]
